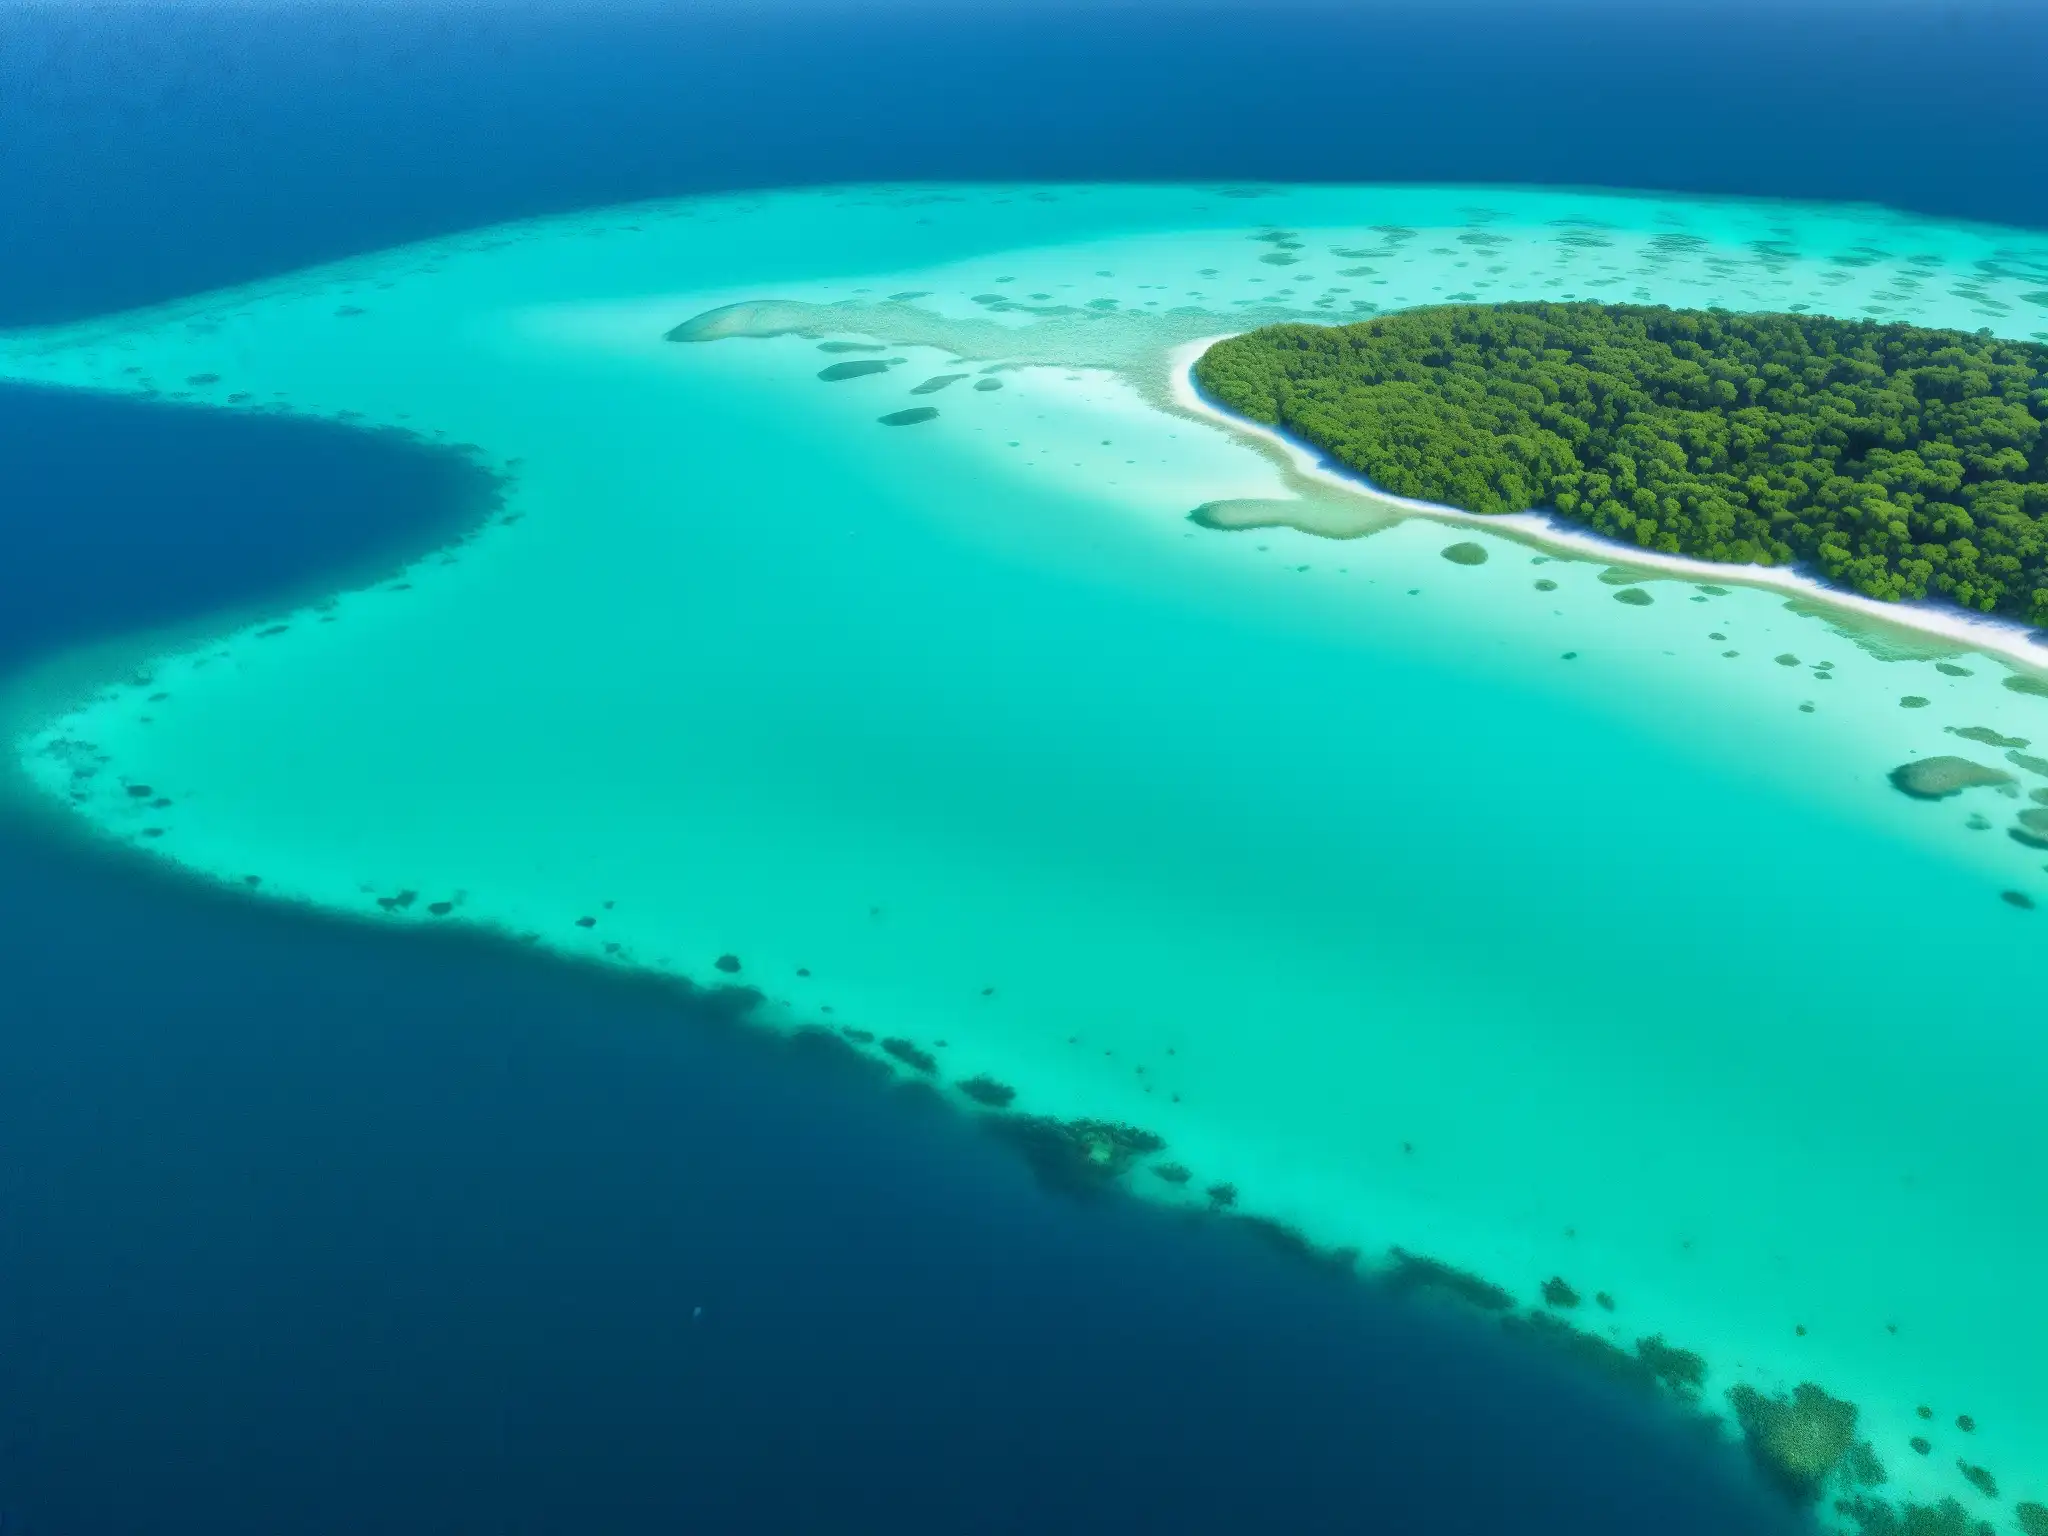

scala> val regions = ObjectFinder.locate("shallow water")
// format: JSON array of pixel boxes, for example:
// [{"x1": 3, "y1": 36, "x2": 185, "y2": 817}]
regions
[
  {"x1": 7, "y1": 372, "x2": 1831, "y2": 1536},
  {"x1": 5, "y1": 181, "x2": 2047, "y2": 1530}
]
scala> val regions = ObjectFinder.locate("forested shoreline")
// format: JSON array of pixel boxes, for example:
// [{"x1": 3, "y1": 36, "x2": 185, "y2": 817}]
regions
[{"x1": 1194, "y1": 305, "x2": 2048, "y2": 624}]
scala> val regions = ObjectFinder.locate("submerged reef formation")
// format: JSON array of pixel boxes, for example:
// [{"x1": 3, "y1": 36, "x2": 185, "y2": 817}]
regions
[
  {"x1": 1729, "y1": 1383, "x2": 1865, "y2": 1501},
  {"x1": 1195, "y1": 305, "x2": 2048, "y2": 622},
  {"x1": 982, "y1": 1112, "x2": 1170, "y2": 1197},
  {"x1": 1888, "y1": 756, "x2": 2016, "y2": 799}
]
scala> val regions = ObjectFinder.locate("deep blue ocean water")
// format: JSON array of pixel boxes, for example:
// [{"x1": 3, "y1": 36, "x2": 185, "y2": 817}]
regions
[{"x1": 3, "y1": 3, "x2": 2042, "y2": 1531}]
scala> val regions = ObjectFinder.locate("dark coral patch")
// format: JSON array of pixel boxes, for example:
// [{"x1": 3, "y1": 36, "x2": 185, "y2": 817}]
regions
[
  {"x1": 1634, "y1": 1336, "x2": 1707, "y2": 1399},
  {"x1": 1383, "y1": 1249, "x2": 1514, "y2": 1311},
  {"x1": 879, "y1": 406, "x2": 940, "y2": 426},
  {"x1": 957, "y1": 1074, "x2": 1016, "y2": 1108},
  {"x1": 1950, "y1": 725, "x2": 2030, "y2": 749},
  {"x1": 1228, "y1": 1214, "x2": 1357, "y2": 1276},
  {"x1": 1956, "y1": 1461, "x2": 1997, "y2": 1498},
  {"x1": 1502, "y1": 1313, "x2": 1667, "y2": 1399},
  {"x1": 1888, "y1": 757, "x2": 2012, "y2": 799},
  {"x1": 783, "y1": 1024, "x2": 893, "y2": 1088},
  {"x1": 818, "y1": 359, "x2": 892, "y2": 382},
  {"x1": 1728, "y1": 1382, "x2": 1859, "y2": 1503},
  {"x1": 880, "y1": 1037, "x2": 937, "y2": 1074},
  {"x1": 983, "y1": 1114, "x2": 1167, "y2": 1197}
]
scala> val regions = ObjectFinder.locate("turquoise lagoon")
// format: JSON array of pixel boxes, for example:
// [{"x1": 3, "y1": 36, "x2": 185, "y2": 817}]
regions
[{"x1": 3, "y1": 184, "x2": 2045, "y2": 1529}]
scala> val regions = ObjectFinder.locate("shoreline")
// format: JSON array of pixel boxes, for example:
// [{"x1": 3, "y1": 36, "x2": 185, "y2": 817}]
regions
[{"x1": 1167, "y1": 335, "x2": 2048, "y2": 677}]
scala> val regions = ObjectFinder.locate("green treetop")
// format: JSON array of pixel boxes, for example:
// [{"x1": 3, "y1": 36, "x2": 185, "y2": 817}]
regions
[{"x1": 1193, "y1": 303, "x2": 2048, "y2": 623}]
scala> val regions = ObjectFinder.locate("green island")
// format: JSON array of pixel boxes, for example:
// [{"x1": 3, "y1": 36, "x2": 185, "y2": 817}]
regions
[{"x1": 1194, "y1": 304, "x2": 2048, "y2": 622}]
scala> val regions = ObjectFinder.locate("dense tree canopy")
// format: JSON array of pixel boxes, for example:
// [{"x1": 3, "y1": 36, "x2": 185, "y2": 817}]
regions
[{"x1": 1194, "y1": 304, "x2": 2048, "y2": 623}]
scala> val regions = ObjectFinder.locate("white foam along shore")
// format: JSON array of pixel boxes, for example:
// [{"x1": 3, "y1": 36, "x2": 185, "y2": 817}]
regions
[{"x1": 1169, "y1": 336, "x2": 2048, "y2": 676}]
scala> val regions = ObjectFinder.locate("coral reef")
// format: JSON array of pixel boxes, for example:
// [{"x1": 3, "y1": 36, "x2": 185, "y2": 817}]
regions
[
  {"x1": 818, "y1": 359, "x2": 892, "y2": 382},
  {"x1": 1888, "y1": 757, "x2": 2014, "y2": 800},
  {"x1": 1843, "y1": 1495, "x2": 1990, "y2": 1536},
  {"x1": 1500, "y1": 1313, "x2": 1677, "y2": 1402},
  {"x1": 1729, "y1": 1382, "x2": 1860, "y2": 1502},
  {"x1": 957, "y1": 1073, "x2": 1016, "y2": 1108},
  {"x1": 982, "y1": 1114, "x2": 1168, "y2": 1197},
  {"x1": 784, "y1": 1024, "x2": 893, "y2": 1087},
  {"x1": 1383, "y1": 1249, "x2": 1515, "y2": 1311},
  {"x1": 1956, "y1": 1461, "x2": 1998, "y2": 1499},
  {"x1": 1950, "y1": 726, "x2": 2030, "y2": 749},
  {"x1": 880, "y1": 1037, "x2": 937, "y2": 1074},
  {"x1": 1634, "y1": 1335, "x2": 1707, "y2": 1400},
  {"x1": 1229, "y1": 1214, "x2": 1359, "y2": 1276}
]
